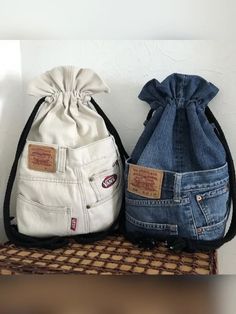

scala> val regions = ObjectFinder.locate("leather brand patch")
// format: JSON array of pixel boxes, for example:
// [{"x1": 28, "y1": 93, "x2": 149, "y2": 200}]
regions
[
  {"x1": 102, "y1": 174, "x2": 117, "y2": 188},
  {"x1": 71, "y1": 218, "x2": 77, "y2": 231},
  {"x1": 128, "y1": 164, "x2": 164, "y2": 199},
  {"x1": 28, "y1": 144, "x2": 56, "y2": 172}
]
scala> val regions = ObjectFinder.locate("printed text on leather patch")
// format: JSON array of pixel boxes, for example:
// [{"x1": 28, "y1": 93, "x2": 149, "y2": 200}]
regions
[
  {"x1": 128, "y1": 164, "x2": 164, "y2": 199},
  {"x1": 28, "y1": 144, "x2": 56, "y2": 172}
]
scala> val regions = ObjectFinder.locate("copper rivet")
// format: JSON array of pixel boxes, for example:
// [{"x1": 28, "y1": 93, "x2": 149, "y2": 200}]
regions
[
  {"x1": 196, "y1": 195, "x2": 202, "y2": 201},
  {"x1": 197, "y1": 228, "x2": 203, "y2": 234}
]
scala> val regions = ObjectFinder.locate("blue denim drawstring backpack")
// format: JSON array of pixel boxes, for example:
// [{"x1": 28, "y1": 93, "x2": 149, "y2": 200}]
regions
[{"x1": 124, "y1": 73, "x2": 236, "y2": 252}]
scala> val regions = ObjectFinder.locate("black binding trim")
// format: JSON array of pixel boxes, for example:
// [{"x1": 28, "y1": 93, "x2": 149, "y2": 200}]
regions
[{"x1": 3, "y1": 97, "x2": 129, "y2": 249}]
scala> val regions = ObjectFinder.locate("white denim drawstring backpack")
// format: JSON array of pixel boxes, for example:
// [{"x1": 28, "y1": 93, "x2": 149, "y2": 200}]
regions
[{"x1": 4, "y1": 66, "x2": 128, "y2": 249}]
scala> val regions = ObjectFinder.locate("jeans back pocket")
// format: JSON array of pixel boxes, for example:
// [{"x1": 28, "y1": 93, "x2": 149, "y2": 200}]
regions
[{"x1": 125, "y1": 197, "x2": 184, "y2": 239}]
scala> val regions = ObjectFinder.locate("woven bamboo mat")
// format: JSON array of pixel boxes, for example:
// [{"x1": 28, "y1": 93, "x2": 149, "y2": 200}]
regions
[{"x1": 0, "y1": 236, "x2": 217, "y2": 275}]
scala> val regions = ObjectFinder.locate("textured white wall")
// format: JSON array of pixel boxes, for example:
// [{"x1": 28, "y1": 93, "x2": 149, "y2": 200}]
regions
[
  {"x1": 0, "y1": 40, "x2": 23, "y2": 242},
  {"x1": 1, "y1": 40, "x2": 234, "y2": 274}
]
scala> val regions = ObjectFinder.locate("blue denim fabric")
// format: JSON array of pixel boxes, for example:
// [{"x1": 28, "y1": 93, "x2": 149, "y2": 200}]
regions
[
  {"x1": 125, "y1": 160, "x2": 230, "y2": 241},
  {"x1": 125, "y1": 74, "x2": 230, "y2": 243},
  {"x1": 131, "y1": 74, "x2": 226, "y2": 171}
]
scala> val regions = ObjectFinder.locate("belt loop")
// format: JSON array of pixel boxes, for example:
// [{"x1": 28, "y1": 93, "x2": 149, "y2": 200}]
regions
[
  {"x1": 173, "y1": 173, "x2": 182, "y2": 202},
  {"x1": 57, "y1": 147, "x2": 66, "y2": 173}
]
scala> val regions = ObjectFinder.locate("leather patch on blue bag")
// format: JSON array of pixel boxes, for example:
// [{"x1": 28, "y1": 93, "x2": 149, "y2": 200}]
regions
[
  {"x1": 128, "y1": 164, "x2": 164, "y2": 199},
  {"x1": 28, "y1": 144, "x2": 56, "y2": 173}
]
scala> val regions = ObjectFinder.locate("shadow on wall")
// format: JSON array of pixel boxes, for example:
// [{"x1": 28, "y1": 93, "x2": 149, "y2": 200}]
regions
[{"x1": 0, "y1": 74, "x2": 23, "y2": 243}]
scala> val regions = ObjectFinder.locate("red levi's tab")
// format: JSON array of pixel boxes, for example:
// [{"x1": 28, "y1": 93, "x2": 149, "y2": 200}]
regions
[{"x1": 70, "y1": 218, "x2": 77, "y2": 231}]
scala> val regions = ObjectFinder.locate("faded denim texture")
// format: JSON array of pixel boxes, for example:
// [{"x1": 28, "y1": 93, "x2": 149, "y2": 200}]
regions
[{"x1": 125, "y1": 74, "x2": 230, "y2": 243}]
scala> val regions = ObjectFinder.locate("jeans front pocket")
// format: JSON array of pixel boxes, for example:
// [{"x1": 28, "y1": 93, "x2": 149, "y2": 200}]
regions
[
  {"x1": 194, "y1": 182, "x2": 230, "y2": 241},
  {"x1": 16, "y1": 194, "x2": 71, "y2": 237},
  {"x1": 87, "y1": 187, "x2": 123, "y2": 233},
  {"x1": 84, "y1": 154, "x2": 123, "y2": 233},
  {"x1": 196, "y1": 215, "x2": 228, "y2": 241},
  {"x1": 89, "y1": 158, "x2": 122, "y2": 203}
]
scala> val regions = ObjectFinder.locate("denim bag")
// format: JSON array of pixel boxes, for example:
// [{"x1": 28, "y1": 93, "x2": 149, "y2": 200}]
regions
[
  {"x1": 4, "y1": 66, "x2": 128, "y2": 249},
  {"x1": 125, "y1": 73, "x2": 236, "y2": 252}
]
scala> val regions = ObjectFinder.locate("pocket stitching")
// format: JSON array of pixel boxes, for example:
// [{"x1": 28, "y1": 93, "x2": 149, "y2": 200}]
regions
[
  {"x1": 126, "y1": 197, "x2": 190, "y2": 207},
  {"x1": 126, "y1": 213, "x2": 178, "y2": 234},
  {"x1": 89, "y1": 159, "x2": 122, "y2": 204},
  {"x1": 197, "y1": 215, "x2": 228, "y2": 241},
  {"x1": 18, "y1": 194, "x2": 70, "y2": 212},
  {"x1": 195, "y1": 198, "x2": 212, "y2": 226},
  {"x1": 196, "y1": 184, "x2": 229, "y2": 226},
  {"x1": 17, "y1": 194, "x2": 71, "y2": 235},
  {"x1": 200, "y1": 215, "x2": 228, "y2": 232},
  {"x1": 198, "y1": 184, "x2": 229, "y2": 200}
]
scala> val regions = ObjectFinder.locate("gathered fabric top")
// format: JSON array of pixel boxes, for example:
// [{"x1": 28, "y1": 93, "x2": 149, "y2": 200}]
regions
[
  {"x1": 26, "y1": 66, "x2": 111, "y2": 147},
  {"x1": 138, "y1": 73, "x2": 219, "y2": 109},
  {"x1": 27, "y1": 66, "x2": 110, "y2": 105}
]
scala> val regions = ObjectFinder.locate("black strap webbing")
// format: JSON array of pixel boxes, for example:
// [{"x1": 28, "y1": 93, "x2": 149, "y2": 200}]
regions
[
  {"x1": 3, "y1": 97, "x2": 128, "y2": 249},
  {"x1": 201, "y1": 107, "x2": 236, "y2": 247},
  {"x1": 90, "y1": 98, "x2": 129, "y2": 162}
]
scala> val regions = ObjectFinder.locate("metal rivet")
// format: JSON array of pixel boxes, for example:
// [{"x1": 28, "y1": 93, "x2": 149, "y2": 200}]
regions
[
  {"x1": 197, "y1": 227, "x2": 203, "y2": 234},
  {"x1": 196, "y1": 195, "x2": 202, "y2": 202}
]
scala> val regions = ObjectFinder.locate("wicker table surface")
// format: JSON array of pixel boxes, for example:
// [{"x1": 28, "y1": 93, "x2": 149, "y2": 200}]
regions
[{"x1": 0, "y1": 236, "x2": 217, "y2": 275}]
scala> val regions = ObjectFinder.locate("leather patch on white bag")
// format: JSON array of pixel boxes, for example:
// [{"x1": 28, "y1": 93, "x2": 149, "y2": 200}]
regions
[
  {"x1": 128, "y1": 164, "x2": 164, "y2": 199},
  {"x1": 28, "y1": 144, "x2": 56, "y2": 172}
]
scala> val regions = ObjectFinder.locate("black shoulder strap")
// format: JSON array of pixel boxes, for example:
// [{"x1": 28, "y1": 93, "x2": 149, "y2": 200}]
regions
[
  {"x1": 204, "y1": 107, "x2": 236, "y2": 246},
  {"x1": 3, "y1": 97, "x2": 69, "y2": 249},
  {"x1": 73, "y1": 98, "x2": 129, "y2": 244},
  {"x1": 90, "y1": 97, "x2": 129, "y2": 163}
]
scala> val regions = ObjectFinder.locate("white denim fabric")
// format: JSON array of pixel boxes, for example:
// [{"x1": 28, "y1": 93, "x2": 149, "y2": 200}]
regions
[
  {"x1": 16, "y1": 66, "x2": 123, "y2": 237},
  {"x1": 27, "y1": 66, "x2": 111, "y2": 147}
]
